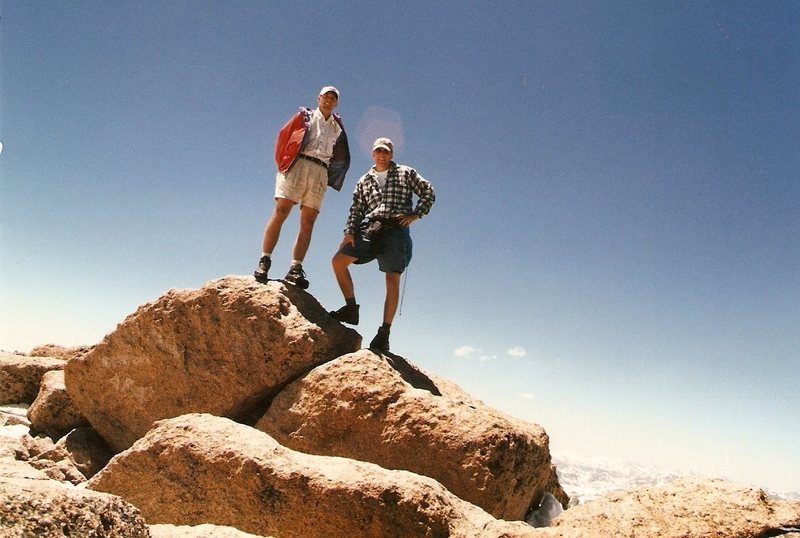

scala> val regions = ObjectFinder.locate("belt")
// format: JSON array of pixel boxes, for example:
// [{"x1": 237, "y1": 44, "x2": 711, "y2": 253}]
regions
[
  {"x1": 297, "y1": 153, "x2": 328, "y2": 169},
  {"x1": 369, "y1": 217, "x2": 401, "y2": 227}
]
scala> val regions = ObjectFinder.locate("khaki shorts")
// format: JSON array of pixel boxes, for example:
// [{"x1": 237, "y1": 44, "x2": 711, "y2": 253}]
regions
[{"x1": 274, "y1": 157, "x2": 328, "y2": 211}]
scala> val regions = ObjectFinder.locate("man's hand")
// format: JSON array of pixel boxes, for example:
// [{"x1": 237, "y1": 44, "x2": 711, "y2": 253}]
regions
[
  {"x1": 340, "y1": 233, "x2": 355, "y2": 248},
  {"x1": 398, "y1": 213, "x2": 420, "y2": 227}
]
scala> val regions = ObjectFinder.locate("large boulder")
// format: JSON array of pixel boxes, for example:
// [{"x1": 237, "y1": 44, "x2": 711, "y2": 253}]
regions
[
  {"x1": 88, "y1": 413, "x2": 539, "y2": 538},
  {"x1": 0, "y1": 352, "x2": 65, "y2": 405},
  {"x1": 28, "y1": 369, "x2": 89, "y2": 438},
  {"x1": 0, "y1": 464, "x2": 149, "y2": 537},
  {"x1": 255, "y1": 350, "x2": 562, "y2": 520},
  {"x1": 64, "y1": 276, "x2": 361, "y2": 451},
  {"x1": 547, "y1": 477, "x2": 800, "y2": 538}
]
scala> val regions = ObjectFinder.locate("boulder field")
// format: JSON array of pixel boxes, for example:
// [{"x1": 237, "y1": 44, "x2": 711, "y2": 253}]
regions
[{"x1": 1, "y1": 275, "x2": 798, "y2": 537}]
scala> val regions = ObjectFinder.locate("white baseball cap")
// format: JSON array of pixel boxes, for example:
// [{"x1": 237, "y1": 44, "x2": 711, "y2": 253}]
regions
[{"x1": 319, "y1": 86, "x2": 339, "y2": 98}]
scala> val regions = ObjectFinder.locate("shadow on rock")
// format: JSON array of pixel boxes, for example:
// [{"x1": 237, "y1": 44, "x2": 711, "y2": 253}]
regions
[{"x1": 380, "y1": 351, "x2": 441, "y2": 396}]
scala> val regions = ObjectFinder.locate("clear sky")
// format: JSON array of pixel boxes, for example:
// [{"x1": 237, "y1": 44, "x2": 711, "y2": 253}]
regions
[{"x1": 1, "y1": 1, "x2": 798, "y2": 493}]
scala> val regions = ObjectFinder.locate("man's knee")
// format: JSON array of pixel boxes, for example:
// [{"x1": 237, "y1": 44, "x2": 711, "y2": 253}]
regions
[
  {"x1": 299, "y1": 208, "x2": 319, "y2": 229},
  {"x1": 332, "y1": 252, "x2": 354, "y2": 269},
  {"x1": 272, "y1": 199, "x2": 294, "y2": 220}
]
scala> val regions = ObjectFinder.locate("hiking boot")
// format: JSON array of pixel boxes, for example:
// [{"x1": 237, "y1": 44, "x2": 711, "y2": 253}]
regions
[
  {"x1": 369, "y1": 326, "x2": 390, "y2": 352},
  {"x1": 284, "y1": 264, "x2": 309, "y2": 289},
  {"x1": 329, "y1": 303, "x2": 359, "y2": 325},
  {"x1": 254, "y1": 256, "x2": 271, "y2": 283}
]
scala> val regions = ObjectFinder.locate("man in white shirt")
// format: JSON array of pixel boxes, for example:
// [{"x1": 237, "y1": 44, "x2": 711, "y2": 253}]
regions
[{"x1": 254, "y1": 86, "x2": 349, "y2": 289}]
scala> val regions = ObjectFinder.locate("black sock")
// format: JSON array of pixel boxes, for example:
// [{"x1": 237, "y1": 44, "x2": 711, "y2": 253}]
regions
[
  {"x1": 346, "y1": 297, "x2": 357, "y2": 306},
  {"x1": 381, "y1": 322, "x2": 391, "y2": 332}
]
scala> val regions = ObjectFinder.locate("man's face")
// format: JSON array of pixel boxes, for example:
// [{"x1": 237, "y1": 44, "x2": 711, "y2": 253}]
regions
[
  {"x1": 317, "y1": 91, "x2": 338, "y2": 116},
  {"x1": 372, "y1": 147, "x2": 392, "y2": 170}
]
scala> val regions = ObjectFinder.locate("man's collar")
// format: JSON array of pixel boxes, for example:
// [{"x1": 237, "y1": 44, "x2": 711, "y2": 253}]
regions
[
  {"x1": 313, "y1": 107, "x2": 334, "y2": 122},
  {"x1": 370, "y1": 161, "x2": 396, "y2": 174}
]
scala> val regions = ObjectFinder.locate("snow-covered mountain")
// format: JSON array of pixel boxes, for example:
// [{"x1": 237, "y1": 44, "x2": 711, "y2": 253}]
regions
[{"x1": 552, "y1": 451, "x2": 800, "y2": 506}]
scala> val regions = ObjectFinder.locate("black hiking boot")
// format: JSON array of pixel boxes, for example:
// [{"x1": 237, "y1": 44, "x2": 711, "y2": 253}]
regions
[
  {"x1": 284, "y1": 264, "x2": 309, "y2": 289},
  {"x1": 369, "y1": 326, "x2": 390, "y2": 352},
  {"x1": 329, "y1": 303, "x2": 360, "y2": 325},
  {"x1": 254, "y1": 256, "x2": 271, "y2": 284}
]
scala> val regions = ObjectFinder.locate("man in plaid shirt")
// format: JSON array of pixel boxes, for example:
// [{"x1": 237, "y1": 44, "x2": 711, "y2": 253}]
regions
[{"x1": 330, "y1": 137, "x2": 435, "y2": 352}]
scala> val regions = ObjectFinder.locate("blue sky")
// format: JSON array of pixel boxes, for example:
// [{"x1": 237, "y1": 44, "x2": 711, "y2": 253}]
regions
[{"x1": 1, "y1": 2, "x2": 798, "y2": 493}]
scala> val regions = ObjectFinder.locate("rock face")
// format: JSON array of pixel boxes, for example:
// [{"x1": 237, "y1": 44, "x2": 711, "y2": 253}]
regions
[
  {"x1": 149, "y1": 523, "x2": 273, "y2": 538},
  {"x1": 9, "y1": 275, "x2": 797, "y2": 537},
  {"x1": 64, "y1": 276, "x2": 361, "y2": 451},
  {"x1": 53, "y1": 426, "x2": 115, "y2": 479},
  {"x1": 1, "y1": 403, "x2": 30, "y2": 428},
  {"x1": 256, "y1": 350, "x2": 560, "y2": 521},
  {"x1": 17, "y1": 432, "x2": 87, "y2": 485},
  {"x1": 0, "y1": 460, "x2": 149, "y2": 537},
  {"x1": 0, "y1": 352, "x2": 65, "y2": 405},
  {"x1": 88, "y1": 413, "x2": 538, "y2": 538},
  {"x1": 28, "y1": 343, "x2": 93, "y2": 361},
  {"x1": 546, "y1": 477, "x2": 800, "y2": 538},
  {"x1": 27, "y1": 369, "x2": 89, "y2": 437}
]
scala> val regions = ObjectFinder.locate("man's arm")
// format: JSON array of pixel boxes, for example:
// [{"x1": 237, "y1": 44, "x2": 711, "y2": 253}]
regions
[
  {"x1": 274, "y1": 108, "x2": 309, "y2": 173},
  {"x1": 327, "y1": 115, "x2": 350, "y2": 191},
  {"x1": 344, "y1": 182, "x2": 367, "y2": 236},
  {"x1": 409, "y1": 169, "x2": 435, "y2": 217}
]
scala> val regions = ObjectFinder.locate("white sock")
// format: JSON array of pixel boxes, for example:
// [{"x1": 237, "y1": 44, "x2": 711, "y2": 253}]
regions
[
  {"x1": 291, "y1": 259, "x2": 303, "y2": 267},
  {"x1": 262, "y1": 252, "x2": 271, "y2": 258}
]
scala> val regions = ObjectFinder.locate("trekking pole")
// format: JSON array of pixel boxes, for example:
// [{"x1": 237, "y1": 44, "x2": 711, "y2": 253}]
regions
[{"x1": 398, "y1": 264, "x2": 409, "y2": 316}]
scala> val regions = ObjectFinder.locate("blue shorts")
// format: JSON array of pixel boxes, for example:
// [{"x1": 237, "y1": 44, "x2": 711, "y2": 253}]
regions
[{"x1": 340, "y1": 222, "x2": 413, "y2": 273}]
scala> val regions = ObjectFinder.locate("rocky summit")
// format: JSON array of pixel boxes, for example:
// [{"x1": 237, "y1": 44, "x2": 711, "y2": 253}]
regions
[
  {"x1": 63, "y1": 276, "x2": 361, "y2": 452},
  {"x1": 256, "y1": 349, "x2": 565, "y2": 520},
  {"x1": 1, "y1": 275, "x2": 799, "y2": 537}
]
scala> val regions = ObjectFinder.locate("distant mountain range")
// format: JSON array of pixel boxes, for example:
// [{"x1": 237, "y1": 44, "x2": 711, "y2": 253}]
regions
[{"x1": 552, "y1": 451, "x2": 800, "y2": 506}]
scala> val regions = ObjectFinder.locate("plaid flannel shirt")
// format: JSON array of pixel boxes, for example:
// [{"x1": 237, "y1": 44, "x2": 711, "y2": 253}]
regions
[{"x1": 344, "y1": 162, "x2": 435, "y2": 236}]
